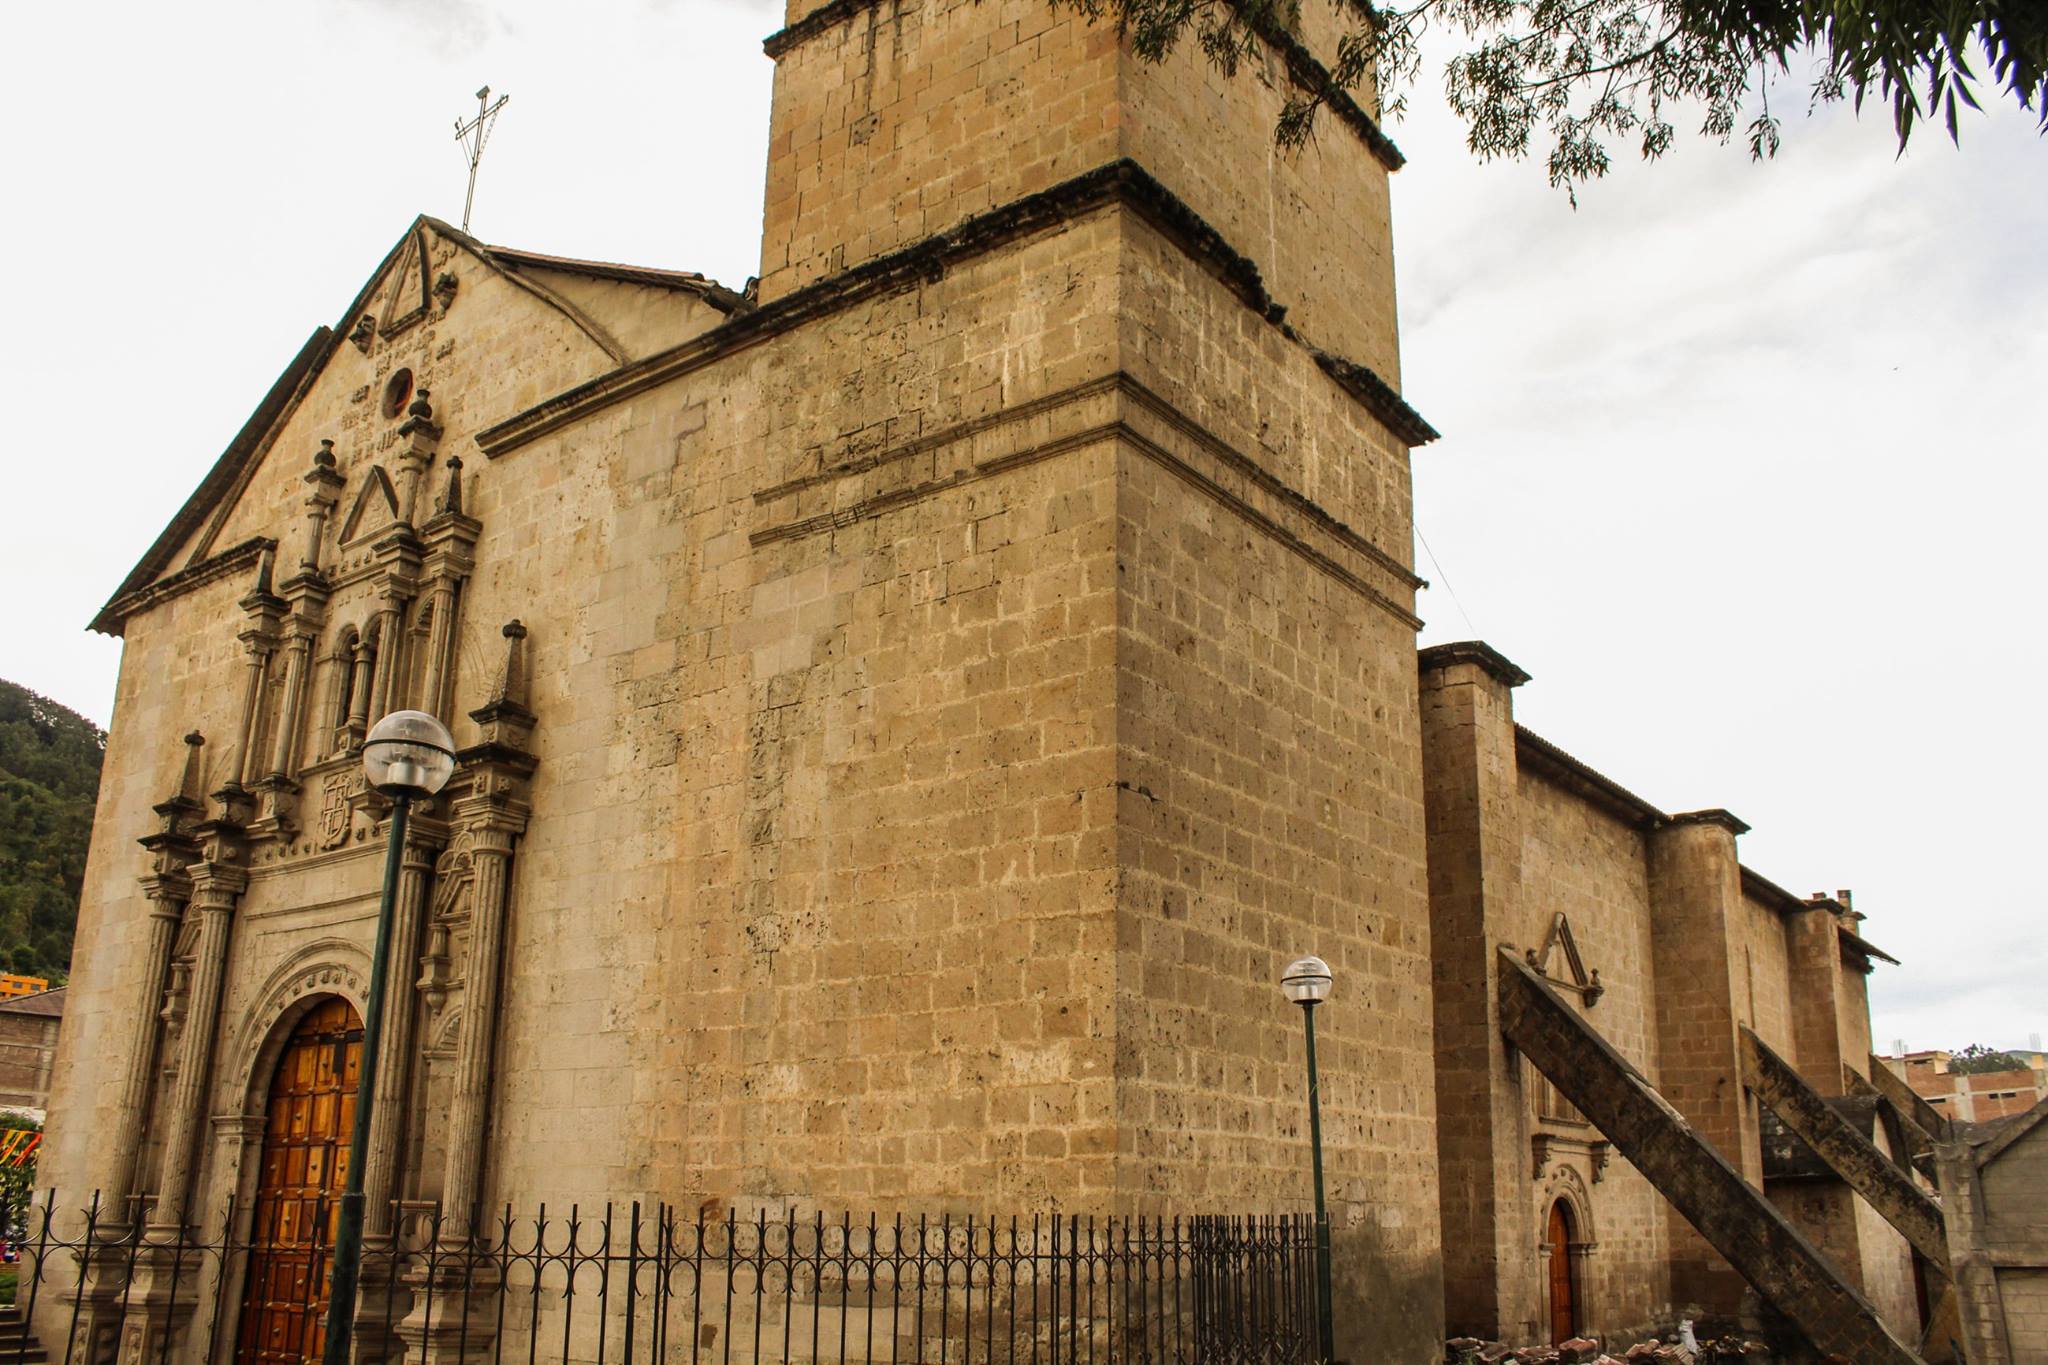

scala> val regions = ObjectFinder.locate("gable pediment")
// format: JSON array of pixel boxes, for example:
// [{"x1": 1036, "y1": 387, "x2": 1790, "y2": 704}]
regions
[
  {"x1": 92, "y1": 213, "x2": 741, "y2": 635},
  {"x1": 337, "y1": 466, "x2": 400, "y2": 546}
]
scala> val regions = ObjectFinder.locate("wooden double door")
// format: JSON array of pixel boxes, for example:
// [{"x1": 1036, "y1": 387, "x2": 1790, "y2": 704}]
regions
[{"x1": 236, "y1": 997, "x2": 362, "y2": 1365}]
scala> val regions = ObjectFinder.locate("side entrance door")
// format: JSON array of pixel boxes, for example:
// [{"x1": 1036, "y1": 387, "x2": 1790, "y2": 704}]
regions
[{"x1": 1547, "y1": 1200, "x2": 1578, "y2": 1344}]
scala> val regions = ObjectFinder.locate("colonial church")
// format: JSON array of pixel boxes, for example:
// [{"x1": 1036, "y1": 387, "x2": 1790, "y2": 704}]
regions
[{"x1": 41, "y1": 0, "x2": 1949, "y2": 1361}]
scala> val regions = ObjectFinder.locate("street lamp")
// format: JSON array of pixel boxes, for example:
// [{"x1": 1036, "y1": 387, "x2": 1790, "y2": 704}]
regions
[
  {"x1": 1282, "y1": 954, "x2": 1336, "y2": 1364},
  {"x1": 324, "y1": 710, "x2": 456, "y2": 1365}
]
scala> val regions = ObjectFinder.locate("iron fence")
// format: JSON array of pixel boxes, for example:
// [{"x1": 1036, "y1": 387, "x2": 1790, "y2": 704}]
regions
[{"x1": 6, "y1": 1192, "x2": 1323, "y2": 1365}]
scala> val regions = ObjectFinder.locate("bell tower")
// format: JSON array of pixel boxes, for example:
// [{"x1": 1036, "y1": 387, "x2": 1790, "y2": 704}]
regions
[
  {"x1": 745, "y1": 2, "x2": 1444, "y2": 1358},
  {"x1": 756, "y1": 0, "x2": 1407, "y2": 380}
]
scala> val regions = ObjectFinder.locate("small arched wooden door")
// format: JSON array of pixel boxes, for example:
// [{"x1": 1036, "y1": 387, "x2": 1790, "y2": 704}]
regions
[
  {"x1": 236, "y1": 997, "x2": 362, "y2": 1365},
  {"x1": 1547, "y1": 1200, "x2": 1578, "y2": 1344}
]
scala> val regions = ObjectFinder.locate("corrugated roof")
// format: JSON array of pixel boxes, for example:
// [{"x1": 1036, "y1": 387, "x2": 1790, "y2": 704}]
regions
[{"x1": 0, "y1": 987, "x2": 65, "y2": 1017}]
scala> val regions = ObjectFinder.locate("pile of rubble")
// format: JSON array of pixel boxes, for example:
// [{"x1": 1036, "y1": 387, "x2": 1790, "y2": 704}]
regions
[{"x1": 1444, "y1": 1329, "x2": 1774, "y2": 1363}]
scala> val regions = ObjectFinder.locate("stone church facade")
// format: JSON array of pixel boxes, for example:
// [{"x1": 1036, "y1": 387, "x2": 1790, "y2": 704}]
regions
[{"x1": 41, "y1": 0, "x2": 1935, "y2": 1361}]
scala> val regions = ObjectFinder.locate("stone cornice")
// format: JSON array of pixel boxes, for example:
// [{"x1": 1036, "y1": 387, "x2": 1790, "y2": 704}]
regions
[
  {"x1": 99, "y1": 537, "x2": 277, "y2": 629},
  {"x1": 760, "y1": 0, "x2": 1406, "y2": 172},
  {"x1": 477, "y1": 159, "x2": 1436, "y2": 460},
  {"x1": 1418, "y1": 640, "x2": 1530, "y2": 688},
  {"x1": 1668, "y1": 807, "x2": 1751, "y2": 836},
  {"x1": 1513, "y1": 725, "x2": 1667, "y2": 832}
]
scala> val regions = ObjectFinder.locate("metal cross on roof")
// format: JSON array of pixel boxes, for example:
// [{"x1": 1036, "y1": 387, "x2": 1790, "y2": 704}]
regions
[{"x1": 453, "y1": 85, "x2": 510, "y2": 234}]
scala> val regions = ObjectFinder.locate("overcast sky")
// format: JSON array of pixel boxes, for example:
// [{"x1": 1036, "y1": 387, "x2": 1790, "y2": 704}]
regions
[{"x1": 2, "y1": 0, "x2": 2041, "y2": 1055}]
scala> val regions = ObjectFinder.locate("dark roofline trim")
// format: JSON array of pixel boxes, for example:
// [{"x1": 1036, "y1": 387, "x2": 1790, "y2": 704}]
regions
[
  {"x1": 1516, "y1": 727, "x2": 1842, "y2": 926},
  {"x1": 487, "y1": 246, "x2": 751, "y2": 314},
  {"x1": 99, "y1": 538, "x2": 277, "y2": 629},
  {"x1": 478, "y1": 158, "x2": 1436, "y2": 459},
  {"x1": 761, "y1": 0, "x2": 1406, "y2": 173},
  {"x1": 1840, "y1": 924, "x2": 1901, "y2": 967},
  {"x1": 1972, "y1": 1096, "x2": 2048, "y2": 1169},
  {"x1": 1741, "y1": 866, "x2": 1808, "y2": 915},
  {"x1": 89, "y1": 332, "x2": 329, "y2": 636},
  {"x1": 1513, "y1": 725, "x2": 1667, "y2": 831}
]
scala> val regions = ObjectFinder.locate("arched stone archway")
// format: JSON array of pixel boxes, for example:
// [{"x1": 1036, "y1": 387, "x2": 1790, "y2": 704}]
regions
[{"x1": 1537, "y1": 1163, "x2": 1598, "y2": 1344}]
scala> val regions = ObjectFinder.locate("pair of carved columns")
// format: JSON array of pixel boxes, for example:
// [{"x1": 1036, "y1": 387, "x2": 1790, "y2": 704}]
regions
[
  {"x1": 362, "y1": 824, "x2": 441, "y2": 1241},
  {"x1": 147, "y1": 836, "x2": 247, "y2": 1235},
  {"x1": 99, "y1": 735, "x2": 207, "y2": 1229},
  {"x1": 438, "y1": 814, "x2": 520, "y2": 1241},
  {"x1": 232, "y1": 556, "x2": 287, "y2": 792}
]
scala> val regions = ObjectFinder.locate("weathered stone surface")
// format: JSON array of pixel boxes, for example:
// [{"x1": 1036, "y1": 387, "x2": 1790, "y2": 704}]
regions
[{"x1": 1741, "y1": 1026, "x2": 1948, "y2": 1270}]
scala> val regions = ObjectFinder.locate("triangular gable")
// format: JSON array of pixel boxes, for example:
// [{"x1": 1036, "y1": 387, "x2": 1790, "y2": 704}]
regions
[
  {"x1": 91, "y1": 214, "x2": 711, "y2": 636},
  {"x1": 376, "y1": 224, "x2": 434, "y2": 341},
  {"x1": 337, "y1": 466, "x2": 400, "y2": 545}
]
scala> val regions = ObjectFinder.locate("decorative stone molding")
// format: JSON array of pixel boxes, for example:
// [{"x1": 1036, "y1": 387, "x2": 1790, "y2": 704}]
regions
[{"x1": 221, "y1": 938, "x2": 371, "y2": 1112}]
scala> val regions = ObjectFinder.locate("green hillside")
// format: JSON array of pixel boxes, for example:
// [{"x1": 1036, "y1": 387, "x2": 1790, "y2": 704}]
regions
[{"x1": 0, "y1": 680, "x2": 105, "y2": 981}]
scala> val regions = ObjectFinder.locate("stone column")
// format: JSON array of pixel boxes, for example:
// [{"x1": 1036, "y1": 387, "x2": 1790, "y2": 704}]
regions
[
  {"x1": 439, "y1": 823, "x2": 516, "y2": 1240},
  {"x1": 1647, "y1": 808, "x2": 1754, "y2": 1317},
  {"x1": 366, "y1": 599, "x2": 404, "y2": 724},
  {"x1": 148, "y1": 861, "x2": 245, "y2": 1233},
  {"x1": 302, "y1": 439, "x2": 344, "y2": 573},
  {"x1": 233, "y1": 551, "x2": 286, "y2": 791},
  {"x1": 395, "y1": 390, "x2": 442, "y2": 527},
  {"x1": 347, "y1": 636, "x2": 376, "y2": 740},
  {"x1": 232, "y1": 638, "x2": 277, "y2": 790},
  {"x1": 1418, "y1": 641, "x2": 1538, "y2": 1342},
  {"x1": 418, "y1": 578, "x2": 460, "y2": 722},
  {"x1": 103, "y1": 888, "x2": 186, "y2": 1225},
  {"x1": 364, "y1": 828, "x2": 439, "y2": 1238},
  {"x1": 267, "y1": 625, "x2": 317, "y2": 780}
]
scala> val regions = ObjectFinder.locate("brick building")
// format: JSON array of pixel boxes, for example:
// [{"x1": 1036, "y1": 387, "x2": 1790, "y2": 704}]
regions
[
  {"x1": 0, "y1": 987, "x2": 64, "y2": 1114},
  {"x1": 1884, "y1": 1050, "x2": 2048, "y2": 1125},
  {"x1": 0, "y1": 974, "x2": 52, "y2": 1002},
  {"x1": 37, "y1": 1, "x2": 1944, "y2": 1361}
]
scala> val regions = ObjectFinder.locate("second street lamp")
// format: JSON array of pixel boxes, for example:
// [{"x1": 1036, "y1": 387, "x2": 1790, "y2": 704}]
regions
[
  {"x1": 323, "y1": 709, "x2": 456, "y2": 1365},
  {"x1": 1282, "y1": 954, "x2": 1336, "y2": 1364}
]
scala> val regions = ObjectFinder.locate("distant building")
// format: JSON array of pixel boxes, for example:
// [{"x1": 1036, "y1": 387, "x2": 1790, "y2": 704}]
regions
[
  {"x1": 0, "y1": 987, "x2": 65, "y2": 1115},
  {"x1": 1935, "y1": 1100, "x2": 2048, "y2": 1361},
  {"x1": 1880, "y1": 1048, "x2": 2048, "y2": 1124},
  {"x1": 0, "y1": 974, "x2": 50, "y2": 1002}
]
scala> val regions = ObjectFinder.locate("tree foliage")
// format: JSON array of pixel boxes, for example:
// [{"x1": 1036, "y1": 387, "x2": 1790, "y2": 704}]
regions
[
  {"x1": 1056, "y1": 0, "x2": 2046, "y2": 196},
  {"x1": 0, "y1": 680, "x2": 105, "y2": 983},
  {"x1": 1949, "y1": 1043, "x2": 2031, "y2": 1074}
]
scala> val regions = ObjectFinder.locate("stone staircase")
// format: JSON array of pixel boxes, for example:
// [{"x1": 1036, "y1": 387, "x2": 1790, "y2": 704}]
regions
[{"x1": 0, "y1": 1306, "x2": 49, "y2": 1364}]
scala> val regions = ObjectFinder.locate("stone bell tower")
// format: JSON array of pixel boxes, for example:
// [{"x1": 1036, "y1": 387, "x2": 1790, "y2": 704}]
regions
[
  {"x1": 742, "y1": 1, "x2": 1445, "y2": 1358},
  {"x1": 756, "y1": 0, "x2": 1407, "y2": 379}
]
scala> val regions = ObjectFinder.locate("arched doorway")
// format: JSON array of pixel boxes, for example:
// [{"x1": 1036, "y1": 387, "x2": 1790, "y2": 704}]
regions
[
  {"x1": 236, "y1": 996, "x2": 362, "y2": 1365},
  {"x1": 1547, "y1": 1199, "x2": 1579, "y2": 1344}
]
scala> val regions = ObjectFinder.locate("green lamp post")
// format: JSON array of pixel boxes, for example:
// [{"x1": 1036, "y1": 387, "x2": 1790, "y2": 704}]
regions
[
  {"x1": 323, "y1": 709, "x2": 456, "y2": 1365},
  {"x1": 1283, "y1": 953, "x2": 1336, "y2": 1364}
]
